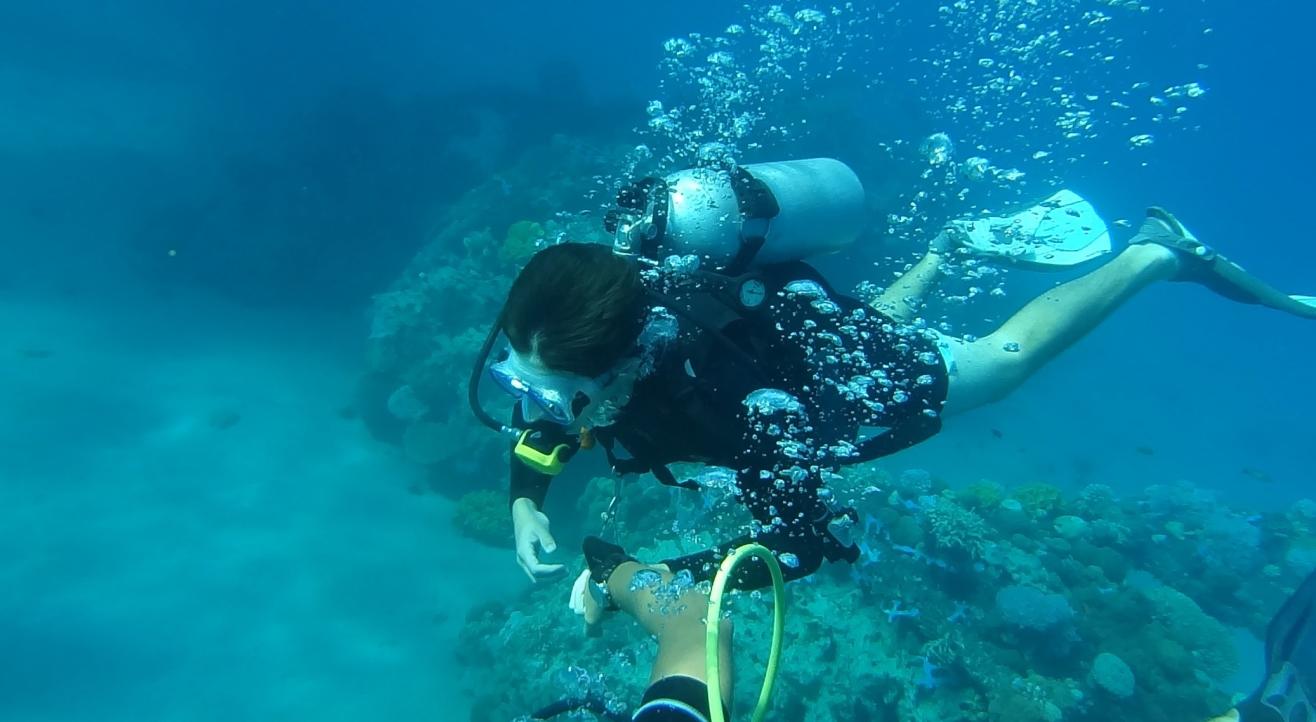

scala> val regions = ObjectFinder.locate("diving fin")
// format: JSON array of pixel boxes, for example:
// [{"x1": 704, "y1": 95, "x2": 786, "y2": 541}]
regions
[
  {"x1": 1132, "y1": 208, "x2": 1316, "y2": 320},
  {"x1": 945, "y1": 189, "x2": 1112, "y2": 270},
  {"x1": 1236, "y1": 569, "x2": 1316, "y2": 721}
]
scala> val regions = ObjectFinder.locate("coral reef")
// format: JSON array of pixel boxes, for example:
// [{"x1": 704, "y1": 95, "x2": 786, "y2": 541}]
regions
[
  {"x1": 455, "y1": 467, "x2": 1312, "y2": 722},
  {"x1": 499, "y1": 220, "x2": 546, "y2": 264},
  {"x1": 453, "y1": 489, "x2": 514, "y2": 548},
  {"x1": 925, "y1": 495, "x2": 990, "y2": 558},
  {"x1": 355, "y1": 135, "x2": 631, "y2": 497},
  {"x1": 1089, "y1": 652, "x2": 1135, "y2": 699}
]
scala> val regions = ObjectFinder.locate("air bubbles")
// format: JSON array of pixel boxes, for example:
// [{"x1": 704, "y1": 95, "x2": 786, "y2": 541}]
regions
[
  {"x1": 961, "y1": 156, "x2": 991, "y2": 182},
  {"x1": 662, "y1": 254, "x2": 701, "y2": 276},
  {"x1": 921, "y1": 132, "x2": 955, "y2": 166},
  {"x1": 629, "y1": 569, "x2": 663, "y2": 592},
  {"x1": 745, "y1": 388, "x2": 806, "y2": 416}
]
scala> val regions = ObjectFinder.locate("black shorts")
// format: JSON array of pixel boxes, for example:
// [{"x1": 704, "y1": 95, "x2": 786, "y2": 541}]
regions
[{"x1": 632, "y1": 676, "x2": 728, "y2": 722}]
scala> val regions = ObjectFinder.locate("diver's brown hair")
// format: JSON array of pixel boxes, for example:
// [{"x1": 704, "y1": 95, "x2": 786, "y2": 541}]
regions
[{"x1": 502, "y1": 243, "x2": 646, "y2": 377}]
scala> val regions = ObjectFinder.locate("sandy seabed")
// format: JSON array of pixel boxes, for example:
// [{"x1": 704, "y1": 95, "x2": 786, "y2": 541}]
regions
[{"x1": 0, "y1": 292, "x2": 521, "y2": 722}]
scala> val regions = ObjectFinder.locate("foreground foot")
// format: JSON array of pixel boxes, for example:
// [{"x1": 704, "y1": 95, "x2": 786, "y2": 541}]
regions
[
  {"x1": 569, "y1": 570, "x2": 606, "y2": 635},
  {"x1": 1128, "y1": 207, "x2": 1258, "y2": 301},
  {"x1": 1122, "y1": 238, "x2": 1182, "y2": 279},
  {"x1": 1129, "y1": 208, "x2": 1213, "y2": 282},
  {"x1": 1129, "y1": 207, "x2": 1316, "y2": 318}
]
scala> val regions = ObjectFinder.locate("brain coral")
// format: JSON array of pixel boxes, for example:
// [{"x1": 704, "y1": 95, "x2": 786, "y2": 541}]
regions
[
  {"x1": 1091, "y1": 651, "x2": 1136, "y2": 698},
  {"x1": 996, "y1": 585, "x2": 1074, "y2": 631}
]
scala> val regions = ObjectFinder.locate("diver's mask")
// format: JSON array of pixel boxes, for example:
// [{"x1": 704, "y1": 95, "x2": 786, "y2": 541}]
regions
[
  {"x1": 487, "y1": 348, "x2": 608, "y2": 428},
  {"x1": 468, "y1": 289, "x2": 678, "y2": 476}
]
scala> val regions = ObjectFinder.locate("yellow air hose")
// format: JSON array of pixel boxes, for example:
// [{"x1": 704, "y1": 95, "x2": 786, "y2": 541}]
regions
[{"x1": 705, "y1": 544, "x2": 786, "y2": 722}]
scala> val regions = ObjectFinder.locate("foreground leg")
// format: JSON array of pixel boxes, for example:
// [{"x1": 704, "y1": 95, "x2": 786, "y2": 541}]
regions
[
  {"x1": 581, "y1": 561, "x2": 733, "y2": 720},
  {"x1": 943, "y1": 244, "x2": 1179, "y2": 414}
]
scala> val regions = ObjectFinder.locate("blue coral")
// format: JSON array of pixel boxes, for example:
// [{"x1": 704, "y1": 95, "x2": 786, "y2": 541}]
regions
[{"x1": 996, "y1": 585, "x2": 1074, "y2": 631}]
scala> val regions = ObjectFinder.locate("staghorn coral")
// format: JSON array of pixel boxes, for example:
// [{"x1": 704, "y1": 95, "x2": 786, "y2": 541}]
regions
[{"x1": 924, "y1": 495, "x2": 990, "y2": 558}]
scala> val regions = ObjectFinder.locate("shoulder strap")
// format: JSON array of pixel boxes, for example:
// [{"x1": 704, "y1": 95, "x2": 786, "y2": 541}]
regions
[{"x1": 598, "y1": 434, "x2": 700, "y2": 491}]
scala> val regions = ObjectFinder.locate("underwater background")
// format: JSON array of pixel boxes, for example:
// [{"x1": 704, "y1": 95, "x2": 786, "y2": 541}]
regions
[{"x1": 2, "y1": 1, "x2": 1314, "y2": 721}]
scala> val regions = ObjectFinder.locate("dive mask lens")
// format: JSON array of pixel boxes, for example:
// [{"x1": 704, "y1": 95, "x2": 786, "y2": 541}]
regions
[
  {"x1": 526, "y1": 386, "x2": 573, "y2": 425},
  {"x1": 488, "y1": 354, "x2": 582, "y2": 426}
]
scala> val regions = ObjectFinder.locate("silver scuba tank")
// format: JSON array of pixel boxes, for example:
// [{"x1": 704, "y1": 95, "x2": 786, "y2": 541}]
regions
[{"x1": 607, "y1": 158, "x2": 865, "y2": 273}]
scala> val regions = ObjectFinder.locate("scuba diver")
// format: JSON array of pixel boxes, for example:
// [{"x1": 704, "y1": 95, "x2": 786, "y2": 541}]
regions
[{"x1": 468, "y1": 158, "x2": 1314, "y2": 722}]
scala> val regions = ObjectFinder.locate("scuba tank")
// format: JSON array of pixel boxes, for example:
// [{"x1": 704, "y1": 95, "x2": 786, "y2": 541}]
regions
[{"x1": 605, "y1": 158, "x2": 866, "y2": 273}]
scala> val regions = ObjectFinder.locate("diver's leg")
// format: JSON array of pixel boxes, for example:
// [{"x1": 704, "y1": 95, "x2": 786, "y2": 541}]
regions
[
  {"x1": 871, "y1": 246, "x2": 947, "y2": 323},
  {"x1": 942, "y1": 243, "x2": 1178, "y2": 414},
  {"x1": 590, "y1": 562, "x2": 733, "y2": 710}
]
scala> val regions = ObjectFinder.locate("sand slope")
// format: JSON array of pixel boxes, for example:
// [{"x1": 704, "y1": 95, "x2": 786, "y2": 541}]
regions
[{"x1": 0, "y1": 294, "x2": 521, "y2": 722}]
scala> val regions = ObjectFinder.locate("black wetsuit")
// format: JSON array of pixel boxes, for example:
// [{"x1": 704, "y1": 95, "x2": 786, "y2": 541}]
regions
[{"x1": 510, "y1": 262, "x2": 950, "y2": 589}]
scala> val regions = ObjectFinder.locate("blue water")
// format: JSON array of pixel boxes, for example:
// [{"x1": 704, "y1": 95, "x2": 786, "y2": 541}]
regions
[{"x1": 2, "y1": 2, "x2": 1313, "y2": 721}]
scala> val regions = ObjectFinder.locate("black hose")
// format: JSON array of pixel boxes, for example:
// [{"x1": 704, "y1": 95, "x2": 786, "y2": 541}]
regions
[
  {"x1": 468, "y1": 309, "x2": 510, "y2": 434},
  {"x1": 531, "y1": 694, "x2": 630, "y2": 722}
]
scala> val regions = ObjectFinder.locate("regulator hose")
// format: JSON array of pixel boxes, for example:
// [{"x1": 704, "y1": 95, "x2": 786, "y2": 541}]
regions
[{"x1": 705, "y1": 544, "x2": 786, "y2": 722}]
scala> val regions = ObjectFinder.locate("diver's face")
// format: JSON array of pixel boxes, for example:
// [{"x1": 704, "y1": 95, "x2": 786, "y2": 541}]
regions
[{"x1": 533, "y1": 352, "x2": 638, "y2": 430}]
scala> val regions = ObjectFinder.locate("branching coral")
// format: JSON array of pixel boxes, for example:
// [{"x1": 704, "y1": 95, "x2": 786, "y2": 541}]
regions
[{"x1": 924, "y1": 495, "x2": 990, "y2": 557}]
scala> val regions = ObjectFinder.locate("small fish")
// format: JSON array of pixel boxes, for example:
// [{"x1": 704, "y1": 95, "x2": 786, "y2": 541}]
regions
[
  {"x1": 1241, "y1": 467, "x2": 1274, "y2": 483},
  {"x1": 209, "y1": 409, "x2": 242, "y2": 430},
  {"x1": 990, "y1": 428, "x2": 1004, "y2": 439},
  {"x1": 1135, "y1": 446, "x2": 1155, "y2": 456},
  {"x1": 17, "y1": 347, "x2": 53, "y2": 359}
]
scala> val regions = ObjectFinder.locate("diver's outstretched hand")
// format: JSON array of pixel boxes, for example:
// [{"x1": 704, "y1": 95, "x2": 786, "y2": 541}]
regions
[{"x1": 512, "y1": 498, "x2": 566, "y2": 582}]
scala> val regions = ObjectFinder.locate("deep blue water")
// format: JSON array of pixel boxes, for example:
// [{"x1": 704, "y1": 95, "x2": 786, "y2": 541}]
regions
[{"x1": 2, "y1": 1, "x2": 1313, "y2": 720}]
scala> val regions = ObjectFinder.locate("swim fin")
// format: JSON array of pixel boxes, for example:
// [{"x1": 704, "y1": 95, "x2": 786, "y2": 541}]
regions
[
  {"x1": 1234, "y1": 569, "x2": 1316, "y2": 721},
  {"x1": 1132, "y1": 208, "x2": 1316, "y2": 320},
  {"x1": 944, "y1": 189, "x2": 1112, "y2": 270}
]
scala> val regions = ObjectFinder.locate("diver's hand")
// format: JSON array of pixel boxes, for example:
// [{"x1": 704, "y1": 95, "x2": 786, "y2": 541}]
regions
[{"x1": 511, "y1": 498, "x2": 566, "y2": 582}]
